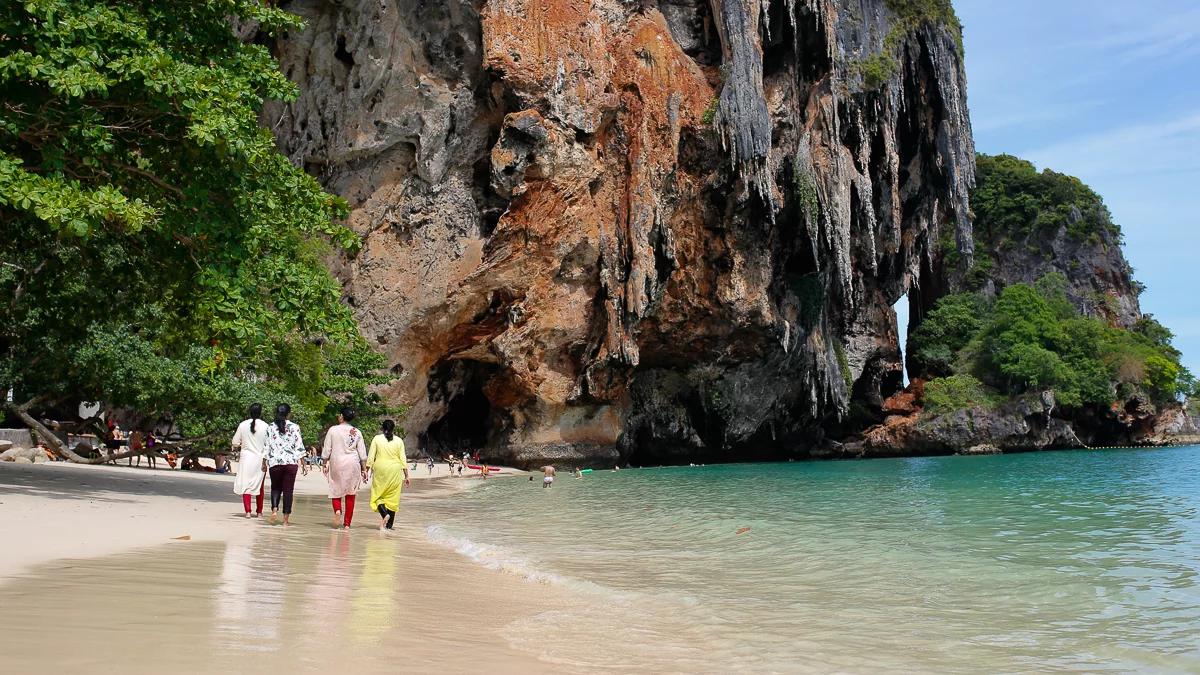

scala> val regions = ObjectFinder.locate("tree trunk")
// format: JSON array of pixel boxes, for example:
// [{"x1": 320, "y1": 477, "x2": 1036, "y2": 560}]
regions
[{"x1": 5, "y1": 402, "x2": 152, "y2": 465}]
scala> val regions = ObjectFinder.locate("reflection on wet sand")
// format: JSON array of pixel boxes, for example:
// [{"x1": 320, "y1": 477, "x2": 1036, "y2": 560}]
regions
[
  {"x1": 0, "y1": 493, "x2": 571, "y2": 673},
  {"x1": 350, "y1": 537, "x2": 398, "y2": 646}
]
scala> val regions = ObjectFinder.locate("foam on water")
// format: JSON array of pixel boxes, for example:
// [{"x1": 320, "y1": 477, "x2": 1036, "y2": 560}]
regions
[{"x1": 426, "y1": 524, "x2": 568, "y2": 586}]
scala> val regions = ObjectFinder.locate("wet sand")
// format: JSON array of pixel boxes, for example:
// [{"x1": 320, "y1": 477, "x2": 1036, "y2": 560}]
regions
[
  {"x1": 0, "y1": 462, "x2": 572, "y2": 673},
  {"x1": 0, "y1": 461, "x2": 516, "y2": 577}
]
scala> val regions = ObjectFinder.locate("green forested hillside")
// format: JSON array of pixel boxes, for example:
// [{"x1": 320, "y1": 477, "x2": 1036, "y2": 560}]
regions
[
  {"x1": 913, "y1": 154, "x2": 1190, "y2": 416},
  {"x1": 912, "y1": 277, "x2": 1190, "y2": 414}
]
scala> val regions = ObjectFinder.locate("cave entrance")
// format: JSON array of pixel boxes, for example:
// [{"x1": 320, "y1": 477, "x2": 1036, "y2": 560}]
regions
[{"x1": 424, "y1": 360, "x2": 499, "y2": 456}]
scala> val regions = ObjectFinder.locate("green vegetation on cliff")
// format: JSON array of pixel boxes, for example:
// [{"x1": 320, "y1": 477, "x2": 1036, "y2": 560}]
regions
[
  {"x1": 912, "y1": 274, "x2": 1190, "y2": 412},
  {"x1": 973, "y1": 154, "x2": 1121, "y2": 245},
  {"x1": 856, "y1": 0, "x2": 964, "y2": 90},
  {"x1": 0, "y1": 1, "x2": 391, "y2": 447}
]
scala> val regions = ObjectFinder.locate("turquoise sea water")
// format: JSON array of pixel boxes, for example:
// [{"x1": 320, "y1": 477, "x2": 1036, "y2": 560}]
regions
[{"x1": 423, "y1": 447, "x2": 1200, "y2": 672}]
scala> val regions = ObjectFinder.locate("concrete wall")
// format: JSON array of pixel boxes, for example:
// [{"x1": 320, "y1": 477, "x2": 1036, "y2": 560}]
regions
[{"x1": 0, "y1": 428, "x2": 34, "y2": 447}]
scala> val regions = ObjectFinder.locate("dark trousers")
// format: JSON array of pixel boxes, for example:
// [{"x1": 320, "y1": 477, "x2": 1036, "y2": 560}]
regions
[
  {"x1": 377, "y1": 504, "x2": 396, "y2": 529},
  {"x1": 269, "y1": 464, "x2": 299, "y2": 514}
]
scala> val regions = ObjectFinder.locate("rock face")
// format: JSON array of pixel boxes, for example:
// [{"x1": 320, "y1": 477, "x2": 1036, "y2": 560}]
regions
[
  {"x1": 850, "y1": 391, "x2": 1082, "y2": 458},
  {"x1": 856, "y1": 391, "x2": 1199, "y2": 455},
  {"x1": 265, "y1": 0, "x2": 973, "y2": 466},
  {"x1": 974, "y1": 217, "x2": 1140, "y2": 328}
]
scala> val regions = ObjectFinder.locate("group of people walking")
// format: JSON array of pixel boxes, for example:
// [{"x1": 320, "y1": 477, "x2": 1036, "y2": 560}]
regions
[{"x1": 230, "y1": 403, "x2": 411, "y2": 529}]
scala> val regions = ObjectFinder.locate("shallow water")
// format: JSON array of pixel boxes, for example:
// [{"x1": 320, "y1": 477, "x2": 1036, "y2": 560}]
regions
[
  {"x1": 422, "y1": 447, "x2": 1200, "y2": 672},
  {"x1": 3, "y1": 448, "x2": 1199, "y2": 673}
]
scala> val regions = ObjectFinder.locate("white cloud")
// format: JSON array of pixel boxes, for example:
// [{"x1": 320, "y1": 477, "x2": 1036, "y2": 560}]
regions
[
  {"x1": 972, "y1": 99, "x2": 1105, "y2": 133},
  {"x1": 1055, "y1": 6, "x2": 1200, "y2": 67},
  {"x1": 1023, "y1": 111, "x2": 1200, "y2": 179}
]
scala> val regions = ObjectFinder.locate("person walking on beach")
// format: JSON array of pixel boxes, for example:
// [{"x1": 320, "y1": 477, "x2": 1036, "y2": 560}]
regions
[
  {"x1": 426, "y1": 456, "x2": 434, "y2": 475},
  {"x1": 367, "y1": 420, "x2": 410, "y2": 531},
  {"x1": 542, "y1": 465, "x2": 556, "y2": 487},
  {"x1": 322, "y1": 408, "x2": 367, "y2": 530},
  {"x1": 231, "y1": 403, "x2": 268, "y2": 518},
  {"x1": 127, "y1": 430, "x2": 144, "y2": 467},
  {"x1": 263, "y1": 403, "x2": 306, "y2": 526}
]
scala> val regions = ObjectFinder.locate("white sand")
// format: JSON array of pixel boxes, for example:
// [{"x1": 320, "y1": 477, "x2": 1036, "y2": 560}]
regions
[{"x1": 0, "y1": 460, "x2": 521, "y2": 578}]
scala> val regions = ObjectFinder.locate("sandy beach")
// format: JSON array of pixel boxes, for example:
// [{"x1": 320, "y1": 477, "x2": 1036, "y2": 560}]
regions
[
  {"x1": 0, "y1": 459, "x2": 510, "y2": 578},
  {"x1": 0, "y1": 461, "x2": 572, "y2": 674}
]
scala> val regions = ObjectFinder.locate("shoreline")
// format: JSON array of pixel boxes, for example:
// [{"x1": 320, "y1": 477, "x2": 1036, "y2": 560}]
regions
[
  {"x1": 0, "y1": 460, "x2": 520, "y2": 579},
  {"x1": 0, "y1": 461, "x2": 570, "y2": 673}
]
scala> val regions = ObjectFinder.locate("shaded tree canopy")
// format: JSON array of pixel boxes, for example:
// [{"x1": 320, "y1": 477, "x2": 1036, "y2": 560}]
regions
[{"x1": 0, "y1": 0, "x2": 392, "y2": 450}]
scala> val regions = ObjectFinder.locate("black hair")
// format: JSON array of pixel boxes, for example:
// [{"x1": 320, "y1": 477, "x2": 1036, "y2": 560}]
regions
[
  {"x1": 248, "y1": 402, "x2": 262, "y2": 433},
  {"x1": 340, "y1": 407, "x2": 356, "y2": 422},
  {"x1": 274, "y1": 403, "x2": 291, "y2": 434},
  {"x1": 382, "y1": 419, "x2": 395, "y2": 442}
]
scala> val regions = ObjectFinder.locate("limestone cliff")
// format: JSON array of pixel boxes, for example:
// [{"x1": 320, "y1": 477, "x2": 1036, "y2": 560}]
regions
[{"x1": 264, "y1": 0, "x2": 973, "y2": 466}]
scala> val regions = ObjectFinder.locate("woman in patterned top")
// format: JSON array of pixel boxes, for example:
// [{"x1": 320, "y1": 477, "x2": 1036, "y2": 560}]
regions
[
  {"x1": 263, "y1": 403, "x2": 306, "y2": 526},
  {"x1": 321, "y1": 407, "x2": 367, "y2": 529}
]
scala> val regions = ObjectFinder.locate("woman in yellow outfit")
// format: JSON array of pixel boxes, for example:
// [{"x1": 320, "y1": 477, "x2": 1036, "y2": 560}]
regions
[{"x1": 367, "y1": 419, "x2": 410, "y2": 530}]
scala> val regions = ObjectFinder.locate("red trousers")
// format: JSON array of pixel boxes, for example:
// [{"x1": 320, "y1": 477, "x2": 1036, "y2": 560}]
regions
[
  {"x1": 331, "y1": 495, "x2": 356, "y2": 527},
  {"x1": 241, "y1": 482, "x2": 264, "y2": 514}
]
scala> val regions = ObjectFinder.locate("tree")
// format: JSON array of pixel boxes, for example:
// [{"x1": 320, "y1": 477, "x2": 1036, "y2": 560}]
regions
[
  {"x1": 972, "y1": 154, "x2": 1120, "y2": 243},
  {"x1": 911, "y1": 271, "x2": 1191, "y2": 416},
  {"x1": 908, "y1": 292, "x2": 987, "y2": 377},
  {"x1": 0, "y1": 0, "x2": 391, "y2": 459}
]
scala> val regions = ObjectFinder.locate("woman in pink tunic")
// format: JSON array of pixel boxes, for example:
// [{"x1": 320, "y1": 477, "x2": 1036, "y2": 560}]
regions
[{"x1": 322, "y1": 408, "x2": 367, "y2": 529}]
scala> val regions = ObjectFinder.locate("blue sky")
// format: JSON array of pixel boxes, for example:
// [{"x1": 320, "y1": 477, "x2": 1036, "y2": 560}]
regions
[{"x1": 899, "y1": 1, "x2": 1200, "y2": 378}]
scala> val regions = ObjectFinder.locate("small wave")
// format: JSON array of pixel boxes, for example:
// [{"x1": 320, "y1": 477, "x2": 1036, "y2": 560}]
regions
[{"x1": 424, "y1": 524, "x2": 610, "y2": 595}]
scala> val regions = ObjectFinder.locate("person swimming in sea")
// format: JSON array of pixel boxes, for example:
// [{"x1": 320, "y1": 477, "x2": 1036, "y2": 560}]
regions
[{"x1": 541, "y1": 465, "x2": 555, "y2": 487}]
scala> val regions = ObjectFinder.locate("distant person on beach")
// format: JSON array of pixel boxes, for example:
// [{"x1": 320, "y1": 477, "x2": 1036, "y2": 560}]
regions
[
  {"x1": 127, "y1": 430, "x2": 144, "y2": 467},
  {"x1": 103, "y1": 421, "x2": 122, "y2": 464},
  {"x1": 35, "y1": 441, "x2": 56, "y2": 462},
  {"x1": 143, "y1": 432, "x2": 157, "y2": 469},
  {"x1": 263, "y1": 403, "x2": 306, "y2": 526},
  {"x1": 542, "y1": 465, "x2": 555, "y2": 488},
  {"x1": 426, "y1": 456, "x2": 434, "y2": 475},
  {"x1": 367, "y1": 420, "x2": 410, "y2": 531},
  {"x1": 230, "y1": 403, "x2": 268, "y2": 518},
  {"x1": 322, "y1": 407, "x2": 367, "y2": 530},
  {"x1": 575, "y1": 468, "x2": 582, "y2": 479}
]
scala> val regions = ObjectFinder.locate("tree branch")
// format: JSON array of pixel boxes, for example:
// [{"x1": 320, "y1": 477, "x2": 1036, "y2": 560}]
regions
[{"x1": 111, "y1": 162, "x2": 185, "y2": 199}]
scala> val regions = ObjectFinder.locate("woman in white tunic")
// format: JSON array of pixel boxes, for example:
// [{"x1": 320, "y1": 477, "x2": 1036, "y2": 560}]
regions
[{"x1": 231, "y1": 403, "x2": 268, "y2": 518}]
